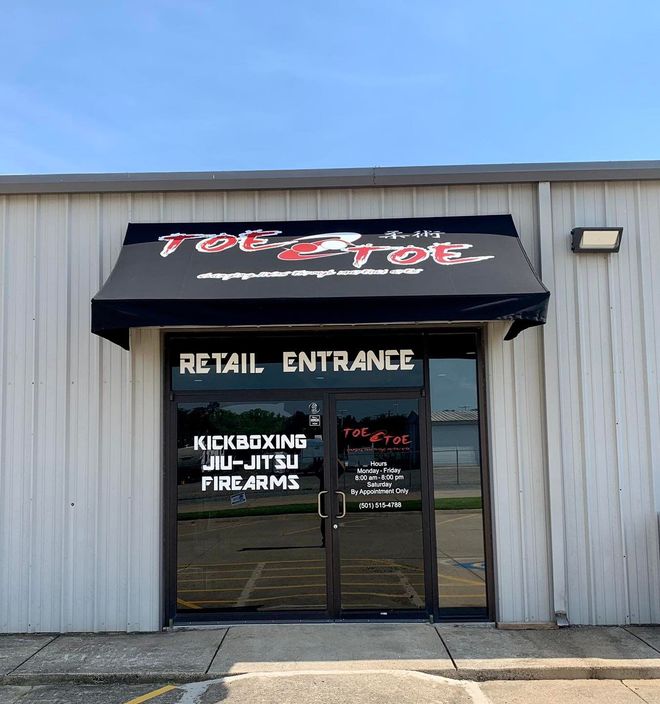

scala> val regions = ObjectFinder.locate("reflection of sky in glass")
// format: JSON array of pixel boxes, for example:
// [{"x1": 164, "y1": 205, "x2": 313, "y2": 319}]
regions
[
  {"x1": 179, "y1": 400, "x2": 323, "y2": 418},
  {"x1": 429, "y1": 359, "x2": 477, "y2": 411}
]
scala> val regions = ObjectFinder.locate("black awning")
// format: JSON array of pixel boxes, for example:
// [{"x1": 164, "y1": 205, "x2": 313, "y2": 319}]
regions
[{"x1": 92, "y1": 215, "x2": 549, "y2": 349}]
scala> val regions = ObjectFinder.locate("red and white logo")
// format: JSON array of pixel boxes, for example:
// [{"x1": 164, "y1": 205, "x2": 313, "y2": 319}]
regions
[{"x1": 157, "y1": 230, "x2": 494, "y2": 269}]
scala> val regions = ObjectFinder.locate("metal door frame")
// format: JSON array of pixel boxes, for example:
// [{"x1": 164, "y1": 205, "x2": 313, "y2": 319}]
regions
[{"x1": 162, "y1": 329, "x2": 494, "y2": 625}]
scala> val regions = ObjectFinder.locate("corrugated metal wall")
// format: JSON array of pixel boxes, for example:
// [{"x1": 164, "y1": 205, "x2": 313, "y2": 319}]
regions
[
  {"x1": 0, "y1": 181, "x2": 657, "y2": 631},
  {"x1": 541, "y1": 181, "x2": 660, "y2": 625},
  {"x1": 0, "y1": 192, "x2": 162, "y2": 632}
]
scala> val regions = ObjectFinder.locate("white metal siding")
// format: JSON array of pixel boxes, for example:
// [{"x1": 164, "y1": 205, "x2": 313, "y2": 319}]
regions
[
  {"x1": 486, "y1": 322, "x2": 552, "y2": 623},
  {"x1": 0, "y1": 193, "x2": 162, "y2": 632},
  {"x1": 1, "y1": 180, "x2": 657, "y2": 631},
  {"x1": 541, "y1": 181, "x2": 660, "y2": 625}
]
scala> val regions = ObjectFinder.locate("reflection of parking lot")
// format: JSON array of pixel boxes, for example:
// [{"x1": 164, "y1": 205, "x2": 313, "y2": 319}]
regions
[
  {"x1": 434, "y1": 463, "x2": 481, "y2": 491},
  {"x1": 177, "y1": 557, "x2": 426, "y2": 611},
  {"x1": 435, "y1": 509, "x2": 486, "y2": 608},
  {"x1": 177, "y1": 512, "x2": 424, "y2": 611},
  {"x1": 177, "y1": 513, "x2": 325, "y2": 611},
  {"x1": 176, "y1": 509, "x2": 485, "y2": 612}
]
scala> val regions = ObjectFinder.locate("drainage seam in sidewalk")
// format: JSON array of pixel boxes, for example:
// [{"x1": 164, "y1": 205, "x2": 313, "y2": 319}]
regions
[
  {"x1": 434, "y1": 629, "x2": 457, "y2": 670},
  {"x1": 5, "y1": 634, "x2": 61, "y2": 676},
  {"x1": 205, "y1": 627, "x2": 230, "y2": 674},
  {"x1": 624, "y1": 627, "x2": 660, "y2": 656}
]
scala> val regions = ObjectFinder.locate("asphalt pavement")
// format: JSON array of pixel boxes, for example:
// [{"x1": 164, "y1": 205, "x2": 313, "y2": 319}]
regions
[{"x1": 2, "y1": 673, "x2": 660, "y2": 704}]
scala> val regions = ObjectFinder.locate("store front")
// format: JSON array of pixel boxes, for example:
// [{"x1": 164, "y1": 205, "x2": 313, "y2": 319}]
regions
[
  {"x1": 92, "y1": 213, "x2": 548, "y2": 625},
  {"x1": 6, "y1": 164, "x2": 660, "y2": 634}
]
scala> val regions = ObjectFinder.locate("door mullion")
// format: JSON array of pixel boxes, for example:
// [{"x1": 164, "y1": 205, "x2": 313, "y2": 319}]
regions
[
  {"x1": 326, "y1": 392, "x2": 341, "y2": 618},
  {"x1": 419, "y1": 383, "x2": 438, "y2": 619}
]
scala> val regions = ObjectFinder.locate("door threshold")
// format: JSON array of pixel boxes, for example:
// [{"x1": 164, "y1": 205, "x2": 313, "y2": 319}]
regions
[{"x1": 170, "y1": 617, "x2": 437, "y2": 629}]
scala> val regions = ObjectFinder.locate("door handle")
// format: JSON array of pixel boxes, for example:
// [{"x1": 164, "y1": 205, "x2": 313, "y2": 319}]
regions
[
  {"x1": 336, "y1": 491, "x2": 347, "y2": 519},
  {"x1": 317, "y1": 491, "x2": 329, "y2": 518}
]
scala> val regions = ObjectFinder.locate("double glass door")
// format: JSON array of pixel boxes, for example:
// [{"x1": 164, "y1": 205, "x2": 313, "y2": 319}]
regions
[{"x1": 173, "y1": 392, "x2": 427, "y2": 619}]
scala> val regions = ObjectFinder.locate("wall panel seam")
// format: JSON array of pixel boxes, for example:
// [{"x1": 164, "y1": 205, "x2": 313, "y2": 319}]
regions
[
  {"x1": 605, "y1": 184, "x2": 631, "y2": 624},
  {"x1": 538, "y1": 181, "x2": 565, "y2": 622}
]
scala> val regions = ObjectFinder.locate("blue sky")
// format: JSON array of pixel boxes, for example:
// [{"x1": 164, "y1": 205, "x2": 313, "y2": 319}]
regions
[{"x1": 2, "y1": 1, "x2": 659, "y2": 174}]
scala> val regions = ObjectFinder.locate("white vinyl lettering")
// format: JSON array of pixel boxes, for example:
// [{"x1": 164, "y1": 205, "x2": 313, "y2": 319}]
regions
[
  {"x1": 365, "y1": 349, "x2": 385, "y2": 370},
  {"x1": 236, "y1": 436, "x2": 248, "y2": 449},
  {"x1": 282, "y1": 351, "x2": 297, "y2": 372},
  {"x1": 196, "y1": 353, "x2": 210, "y2": 374},
  {"x1": 194, "y1": 436, "x2": 206, "y2": 451},
  {"x1": 298, "y1": 351, "x2": 316, "y2": 372},
  {"x1": 224, "y1": 353, "x2": 240, "y2": 373},
  {"x1": 332, "y1": 350, "x2": 349, "y2": 371},
  {"x1": 193, "y1": 434, "x2": 308, "y2": 451},
  {"x1": 315, "y1": 350, "x2": 330, "y2": 371},
  {"x1": 211, "y1": 352, "x2": 226, "y2": 372},
  {"x1": 384, "y1": 350, "x2": 400, "y2": 370},
  {"x1": 179, "y1": 353, "x2": 196, "y2": 374},
  {"x1": 350, "y1": 350, "x2": 367, "y2": 372},
  {"x1": 180, "y1": 350, "x2": 417, "y2": 376},
  {"x1": 270, "y1": 475, "x2": 288, "y2": 490},
  {"x1": 400, "y1": 349, "x2": 415, "y2": 371}
]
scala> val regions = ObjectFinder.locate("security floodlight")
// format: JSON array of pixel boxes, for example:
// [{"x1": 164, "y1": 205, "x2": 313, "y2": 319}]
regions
[{"x1": 571, "y1": 227, "x2": 623, "y2": 253}]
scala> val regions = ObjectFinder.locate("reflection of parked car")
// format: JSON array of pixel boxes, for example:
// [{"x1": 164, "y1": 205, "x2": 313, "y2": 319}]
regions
[
  {"x1": 299, "y1": 439, "x2": 324, "y2": 475},
  {"x1": 178, "y1": 445, "x2": 202, "y2": 484},
  {"x1": 343, "y1": 449, "x2": 375, "y2": 469}
]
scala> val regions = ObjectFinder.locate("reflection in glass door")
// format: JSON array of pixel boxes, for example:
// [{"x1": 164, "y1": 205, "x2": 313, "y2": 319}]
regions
[
  {"x1": 429, "y1": 354, "x2": 487, "y2": 616},
  {"x1": 175, "y1": 399, "x2": 328, "y2": 615},
  {"x1": 335, "y1": 397, "x2": 426, "y2": 614}
]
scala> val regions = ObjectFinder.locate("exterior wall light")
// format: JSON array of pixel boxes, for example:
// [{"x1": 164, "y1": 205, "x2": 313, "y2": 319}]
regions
[{"x1": 571, "y1": 227, "x2": 623, "y2": 253}]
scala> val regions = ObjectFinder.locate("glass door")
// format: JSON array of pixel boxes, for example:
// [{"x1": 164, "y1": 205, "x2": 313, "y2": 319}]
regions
[
  {"x1": 333, "y1": 395, "x2": 427, "y2": 615},
  {"x1": 172, "y1": 392, "x2": 429, "y2": 621},
  {"x1": 174, "y1": 397, "x2": 331, "y2": 617}
]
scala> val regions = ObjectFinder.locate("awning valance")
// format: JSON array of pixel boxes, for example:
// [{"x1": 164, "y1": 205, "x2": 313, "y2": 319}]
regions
[{"x1": 92, "y1": 215, "x2": 549, "y2": 349}]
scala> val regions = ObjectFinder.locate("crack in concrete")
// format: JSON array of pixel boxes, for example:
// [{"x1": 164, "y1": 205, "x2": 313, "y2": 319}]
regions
[
  {"x1": 621, "y1": 679, "x2": 655, "y2": 704},
  {"x1": 204, "y1": 628, "x2": 230, "y2": 675},
  {"x1": 624, "y1": 627, "x2": 660, "y2": 656},
  {"x1": 434, "y1": 626, "x2": 457, "y2": 669},
  {"x1": 5, "y1": 635, "x2": 60, "y2": 676}
]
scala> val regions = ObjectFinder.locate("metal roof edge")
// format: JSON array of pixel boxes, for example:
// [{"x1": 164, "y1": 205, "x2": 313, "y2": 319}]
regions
[{"x1": 1, "y1": 161, "x2": 660, "y2": 194}]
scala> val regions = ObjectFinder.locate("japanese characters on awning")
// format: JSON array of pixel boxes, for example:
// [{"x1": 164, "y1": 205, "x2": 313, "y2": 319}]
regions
[{"x1": 91, "y1": 215, "x2": 549, "y2": 349}]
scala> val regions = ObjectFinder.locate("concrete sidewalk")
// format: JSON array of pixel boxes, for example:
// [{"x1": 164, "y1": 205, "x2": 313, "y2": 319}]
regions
[{"x1": 1, "y1": 624, "x2": 659, "y2": 686}]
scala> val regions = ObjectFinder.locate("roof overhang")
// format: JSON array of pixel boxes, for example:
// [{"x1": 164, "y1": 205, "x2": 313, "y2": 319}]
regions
[{"x1": 3, "y1": 160, "x2": 660, "y2": 194}]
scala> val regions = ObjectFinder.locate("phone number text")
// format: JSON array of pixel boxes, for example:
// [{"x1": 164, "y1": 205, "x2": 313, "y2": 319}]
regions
[{"x1": 358, "y1": 501, "x2": 402, "y2": 510}]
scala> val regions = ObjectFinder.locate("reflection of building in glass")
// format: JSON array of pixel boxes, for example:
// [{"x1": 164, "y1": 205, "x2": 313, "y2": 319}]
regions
[{"x1": 431, "y1": 410, "x2": 479, "y2": 467}]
